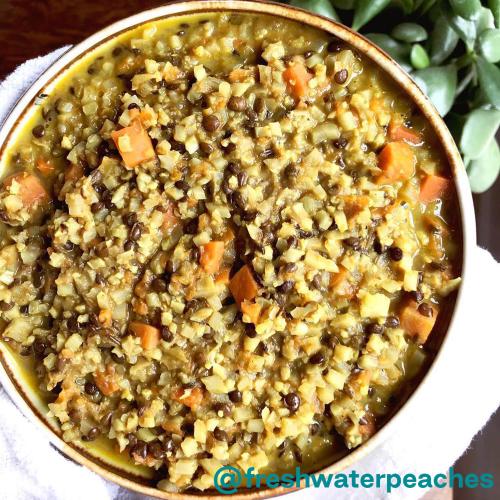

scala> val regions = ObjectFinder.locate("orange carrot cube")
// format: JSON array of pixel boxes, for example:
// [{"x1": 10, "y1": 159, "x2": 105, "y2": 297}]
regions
[
  {"x1": 200, "y1": 241, "x2": 225, "y2": 274},
  {"x1": 376, "y1": 142, "x2": 416, "y2": 184},
  {"x1": 400, "y1": 301, "x2": 438, "y2": 344},
  {"x1": 129, "y1": 322, "x2": 161, "y2": 350},
  {"x1": 419, "y1": 174, "x2": 450, "y2": 203},
  {"x1": 229, "y1": 265, "x2": 259, "y2": 305},
  {"x1": 111, "y1": 120, "x2": 155, "y2": 168}
]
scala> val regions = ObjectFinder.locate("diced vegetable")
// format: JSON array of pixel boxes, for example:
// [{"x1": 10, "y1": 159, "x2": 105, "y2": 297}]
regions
[
  {"x1": 419, "y1": 174, "x2": 450, "y2": 203},
  {"x1": 348, "y1": 370, "x2": 371, "y2": 397},
  {"x1": 399, "y1": 301, "x2": 438, "y2": 344},
  {"x1": 3, "y1": 172, "x2": 49, "y2": 208},
  {"x1": 134, "y1": 274, "x2": 148, "y2": 298},
  {"x1": 95, "y1": 366, "x2": 119, "y2": 396},
  {"x1": 139, "y1": 108, "x2": 154, "y2": 124},
  {"x1": 172, "y1": 386, "x2": 204, "y2": 409},
  {"x1": 133, "y1": 299, "x2": 148, "y2": 316},
  {"x1": 229, "y1": 68, "x2": 254, "y2": 82},
  {"x1": 229, "y1": 265, "x2": 259, "y2": 305},
  {"x1": 360, "y1": 292, "x2": 390, "y2": 318},
  {"x1": 215, "y1": 267, "x2": 231, "y2": 285},
  {"x1": 376, "y1": 141, "x2": 416, "y2": 184},
  {"x1": 359, "y1": 414, "x2": 376, "y2": 438},
  {"x1": 98, "y1": 308, "x2": 112, "y2": 327},
  {"x1": 128, "y1": 108, "x2": 140, "y2": 120},
  {"x1": 64, "y1": 164, "x2": 84, "y2": 183},
  {"x1": 161, "y1": 202, "x2": 179, "y2": 232},
  {"x1": 388, "y1": 121, "x2": 422, "y2": 144},
  {"x1": 2, "y1": 317, "x2": 34, "y2": 343},
  {"x1": 330, "y1": 266, "x2": 356, "y2": 298},
  {"x1": 283, "y1": 62, "x2": 312, "y2": 99},
  {"x1": 199, "y1": 241, "x2": 225, "y2": 273},
  {"x1": 341, "y1": 195, "x2": 369, "y2": 220},
  {"x1": 129, "y1": 321, "x2": 161, "y2": 350},
  {"x1": 241, "y1": 300, "x2": 262, "y2": 324},
  {"x1": 111, "y1": 119, "x2": 155, "y2": 168}
]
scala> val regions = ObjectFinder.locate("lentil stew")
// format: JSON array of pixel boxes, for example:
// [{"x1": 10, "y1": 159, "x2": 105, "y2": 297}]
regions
[{"x1": 0, "y1": 12, "x2": 462, "y2": 492}]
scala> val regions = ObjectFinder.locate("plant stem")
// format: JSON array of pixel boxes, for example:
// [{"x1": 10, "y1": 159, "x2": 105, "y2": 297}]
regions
[
  {"x1": 455, "y1": 67, "x2": 475, "y2": 97},
  {"x1": 453, "y1": 52, "x2": 476, "y2": 70}
]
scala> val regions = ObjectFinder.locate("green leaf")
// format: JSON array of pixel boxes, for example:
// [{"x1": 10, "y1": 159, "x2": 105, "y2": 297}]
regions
[
  {"x1": 352, "y1": 0, "x2": 391, "y2": 31},
  {"x1": 331, "y1": 0, "x2": 355, "y2": 8},
  {"x1": 410, "y1": 44, "x2": 430, "y2": 69},
  {"x1": 460, "y1": 108, "x2": 500, "y2": 160},
  {"x1": 474, "y1": 7, "x2": 495, "y2": 34},
  {"x1": 467, "y1": 138, "x2": 500, "y2": 192},
  {"x1": 479, "y1": 28, "x2": 500, "y2": 62},
  {"x1": 289, "y1": 0, "x2": 340, "y2": 20},
  {"x1": 441, "y1": 4, "x2": 477, "y2": 48},
  {"x1": 392, "y1": 22, "x2": 428, "y2": 42},
  {"x1": 417, "y1": 0, "x2": 439, "y2": 14},
  {"x1": 398, "y1": 0, "x2": 416, "y2": 14},
  {"x1": 489, "y1": 0, "x2": 500, "y2": 27},
  {"x1": 365, "y1": 33, "x2": 412, "y2": 70},
  {"x1": 451, "y1": 16, "x2": 477, "y2": 48},
  {"x1": 449, "y1": 0, "x2": 481, "y2": 20},
  {"x1": 365, "y1": 33, "x2": 411, "y2": 57},
  {"x1": 429, "y1": 16, "x2": 459, "y2": 64},
  {"x1": 476, "y1": 56, "x2": 500, "y2": 107},
  {"x1": 413, "y1": 65, "x2": 457, "y2": 116}
]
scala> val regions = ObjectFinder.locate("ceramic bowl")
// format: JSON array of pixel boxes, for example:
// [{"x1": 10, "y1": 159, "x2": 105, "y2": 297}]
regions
[{"x1": 0, "y1": 1, "x2": 476, "y2": 498}]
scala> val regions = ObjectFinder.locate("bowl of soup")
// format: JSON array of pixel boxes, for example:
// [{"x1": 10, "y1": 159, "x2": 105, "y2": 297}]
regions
[{"x1": 0, "y1": 0, "x2": 475, "y2": 497}]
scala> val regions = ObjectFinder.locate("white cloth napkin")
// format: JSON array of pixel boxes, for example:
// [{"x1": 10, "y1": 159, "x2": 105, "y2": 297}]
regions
[{"x1": 0, "y1": 49, "x2": 499, "y2": 500}]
